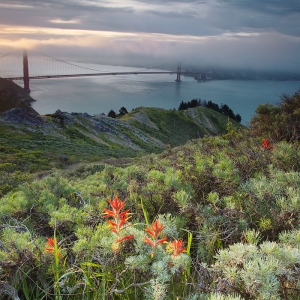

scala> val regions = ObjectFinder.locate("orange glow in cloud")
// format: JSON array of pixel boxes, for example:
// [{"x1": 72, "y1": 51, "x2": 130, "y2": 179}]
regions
[
  {"x1": 0, "y1": 23, "x2": 269, "y2": 50},
  {"x1": 49, "y1": 19, "x2": 81, "y2": 24},
  {"x1": 0, "y1": 23, "x2": 275, "y2": 57},
  {"x1": 0, "y1": 25, "x2": 137, "y2": 49}
]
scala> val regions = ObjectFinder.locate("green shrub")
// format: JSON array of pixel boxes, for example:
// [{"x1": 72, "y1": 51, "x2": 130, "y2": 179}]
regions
[
  {"x1": 250, "y1": 90, "x2": 300, "y2": 142},
  {"x1": 212, "y1": 235, "x2": 300, "y2": 299}
]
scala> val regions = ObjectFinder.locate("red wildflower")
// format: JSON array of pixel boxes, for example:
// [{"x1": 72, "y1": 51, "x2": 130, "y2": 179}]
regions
[
  {"x1": 45, "y1": 237, "x2": 60, "y2": 257},
  {"x1": 117, "y1": 235, "x2": 134, "y2": 243},
  {"x1": 145, "y1": 220, "x2": 164, "y2": 238},
  {"x1": 103, "y1": 196, "x2": 134, "y2": 244},
  {"x1": 103, "y1": 196, "x2": 128, "y2": 218},
  {"x1": 262, "y1": 139, "x2": 273, "y2": 150},
  {"x1": 170, "y1": 239, "x2": 186, "y2": 257},
  {"x1": 144, "y1": 220, "x2": 168, "y2": 256}
]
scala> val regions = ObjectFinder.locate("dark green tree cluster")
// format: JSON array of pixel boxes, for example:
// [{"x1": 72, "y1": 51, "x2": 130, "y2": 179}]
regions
[
  {"x1": 178, "y1": 99, "x2": 201, "y2": 110},
  {"x1": 250, "y1": 89, "x2": 300, "y2": 141},
  {"x1": 178, "y1": 99, "x2": 242, "y2": 123},
  {"x1": 108, "y1": 106, "x2": 128, "y2": 118}
]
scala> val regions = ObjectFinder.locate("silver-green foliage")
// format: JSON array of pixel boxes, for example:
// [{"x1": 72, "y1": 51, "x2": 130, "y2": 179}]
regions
[
  {"x1": 241, "y1": 167, "x2": 300, "y2": 231},
  {"x1": 212, "y1": 233, "x2": 300, "y2": 299}
]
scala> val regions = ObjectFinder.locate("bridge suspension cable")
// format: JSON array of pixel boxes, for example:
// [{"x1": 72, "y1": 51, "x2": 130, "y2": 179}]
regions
[
  {"x1": 35, "y1": 51, "x2": 104, "y2": 73},
  {"x1": 0, "y1": 50, "x2": 18, "y2": 59}
]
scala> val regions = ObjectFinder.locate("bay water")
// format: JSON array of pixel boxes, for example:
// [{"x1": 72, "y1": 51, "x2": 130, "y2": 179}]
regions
[{"x1": 17, "y1": 64, "x2": 300, "y2": 126}]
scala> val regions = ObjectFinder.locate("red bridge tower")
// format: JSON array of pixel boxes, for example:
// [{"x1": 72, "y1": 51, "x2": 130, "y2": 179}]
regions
[
  {"x1": 175, "y1": 63, "x2": 181, "y2": 82},
  {"x1": 23, "y1": 50, "x2": 30, "y2": 93}
]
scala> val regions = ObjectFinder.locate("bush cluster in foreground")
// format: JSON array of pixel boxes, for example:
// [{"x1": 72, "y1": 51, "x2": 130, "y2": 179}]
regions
[{"x1": 1, "y1": 125, "x2": 300, "y2": 299}]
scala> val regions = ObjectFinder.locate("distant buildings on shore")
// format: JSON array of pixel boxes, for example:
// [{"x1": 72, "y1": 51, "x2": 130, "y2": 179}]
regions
[{"x1": 195, "y1": 71, "x2": 213, "y2": 81}]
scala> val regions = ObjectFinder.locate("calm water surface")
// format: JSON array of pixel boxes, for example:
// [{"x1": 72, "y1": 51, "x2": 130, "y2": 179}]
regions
[{"x1": 19, "y1": 64, "x2": 300, "y2": 126}]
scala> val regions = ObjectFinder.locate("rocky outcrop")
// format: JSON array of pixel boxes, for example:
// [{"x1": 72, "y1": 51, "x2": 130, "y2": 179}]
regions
[{"x1": 3, "y1": 108, "x2": 43, "y2": 126}]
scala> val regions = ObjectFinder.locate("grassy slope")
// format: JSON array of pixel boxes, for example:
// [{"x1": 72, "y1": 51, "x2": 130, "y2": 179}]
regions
[
  {"x1": 0, "y1": 107, "x2": 243, "y2": 173},
  {"x1": 121, "y1": 106, "x2": 241, "y2": 146}
]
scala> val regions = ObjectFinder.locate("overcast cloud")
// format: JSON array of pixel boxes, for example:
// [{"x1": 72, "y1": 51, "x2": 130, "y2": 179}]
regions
[{"x1": 0, "y1": 0, "x2": 300, "y2": 71}]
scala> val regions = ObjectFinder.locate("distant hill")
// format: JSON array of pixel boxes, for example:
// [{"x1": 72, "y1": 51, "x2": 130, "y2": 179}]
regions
[
  {"x1": 0, "y1": 106, "x2": 243, "y2": 174},
  {"x1": 0, "y1": 77, "x2": 38, "y2": 114}
]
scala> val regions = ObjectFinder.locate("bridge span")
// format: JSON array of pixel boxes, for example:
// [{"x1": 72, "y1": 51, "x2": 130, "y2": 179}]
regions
[
  {"x1": 7, "y1": 71, "x2": 177, "y2": 81},
  {"x1": 1, "y1": 50, "x2": 195, "y2": 93}
]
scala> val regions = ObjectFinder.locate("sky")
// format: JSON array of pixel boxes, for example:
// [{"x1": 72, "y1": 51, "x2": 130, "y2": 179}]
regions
[{"x1": 0, "y1": 0, "x2": 300, "y2": 72}]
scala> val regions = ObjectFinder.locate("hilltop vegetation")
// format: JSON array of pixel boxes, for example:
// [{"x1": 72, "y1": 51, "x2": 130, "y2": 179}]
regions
[{"x1": 178, "y1": 99, "x2": 242, "y2": 123}]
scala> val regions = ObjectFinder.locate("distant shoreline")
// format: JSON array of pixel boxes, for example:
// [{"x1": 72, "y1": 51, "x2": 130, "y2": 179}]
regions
[{"x1": 183, "y1": 72, "x2": 300, "y2": 82}]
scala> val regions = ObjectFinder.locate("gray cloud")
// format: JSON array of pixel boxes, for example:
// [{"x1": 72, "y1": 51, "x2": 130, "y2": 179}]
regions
[
  {"x1": 1, "y1": 0, "x2": 299, "y2": 35},
  {"x1": 213, "y1": 0, "x2": 300, "y2": 36},
  {"x1": 0, "y1": 0, "x2": 299, "y2": 72},
  {"x1": 221, "y1": 0, "x2": 300, "y2": 15}
]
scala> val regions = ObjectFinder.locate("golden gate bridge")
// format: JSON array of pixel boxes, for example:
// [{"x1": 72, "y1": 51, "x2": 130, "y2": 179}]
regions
[{"x1": 0, "y1": 50, "x2": 189, "y2": 93}]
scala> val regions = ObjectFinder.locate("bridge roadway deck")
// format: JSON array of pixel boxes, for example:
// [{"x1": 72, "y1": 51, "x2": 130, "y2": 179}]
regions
[{"x1": 5, "y1": 71, "x2": 186, "y2": 80}]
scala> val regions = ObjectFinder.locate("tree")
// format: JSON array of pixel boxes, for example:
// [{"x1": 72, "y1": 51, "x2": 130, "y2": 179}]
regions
[
  {"x1": 220, "y1": 104, "x2": 236, "y2": 121},
  {"x1": 190, "y1": 99, "x2": 199, "y2": 108},
  {"x1": 207, "y1": 100, "x2": 220, "y2": 112},
  {"x1": 118, "y1": 107, "x2": 128, "y2": 116},
  {"x1": 178, "y1": 101, "x2": 188, "y2": 110},
  {"x1": 108, "y1": 110, "x2": 117, "y2": 118},
  {"x1": 235, "y1": 114, "x2": 242, "y2": 123}
]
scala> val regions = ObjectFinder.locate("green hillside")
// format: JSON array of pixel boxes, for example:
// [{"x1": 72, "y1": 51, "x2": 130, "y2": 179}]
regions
[
  {"x1": 0, "y1": 129, "x2": 299, "y2": 299},
  {"x1": 122, "y1": 106, "x2": 233, "y2": 146},
  {"x1": 0, "y1": 104, "x2": 242, "y2": 196}
]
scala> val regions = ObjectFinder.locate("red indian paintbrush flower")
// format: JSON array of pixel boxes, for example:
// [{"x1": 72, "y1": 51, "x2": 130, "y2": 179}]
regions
[
  {"x1": 117, "y1": 235, "x2": 135, "y2": 243},
  {"x1": 170, "y1": 239, "x2": 186, "y2": 257},
  {"x1": 45, "y1": 237, "x2": 60, "y2": 257},
  {"x1": 144, "y1": 220, "x2": 167, "y2": 256},
  {"x1": 103, "y1": 196, "x2": 134, "y2": 244},
  {"x1": 262, "y1": 139, "x2": 273, "y2": 150},
  {"x1": 104, "y1": 196, "x2": 127, "y2": 217}
]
